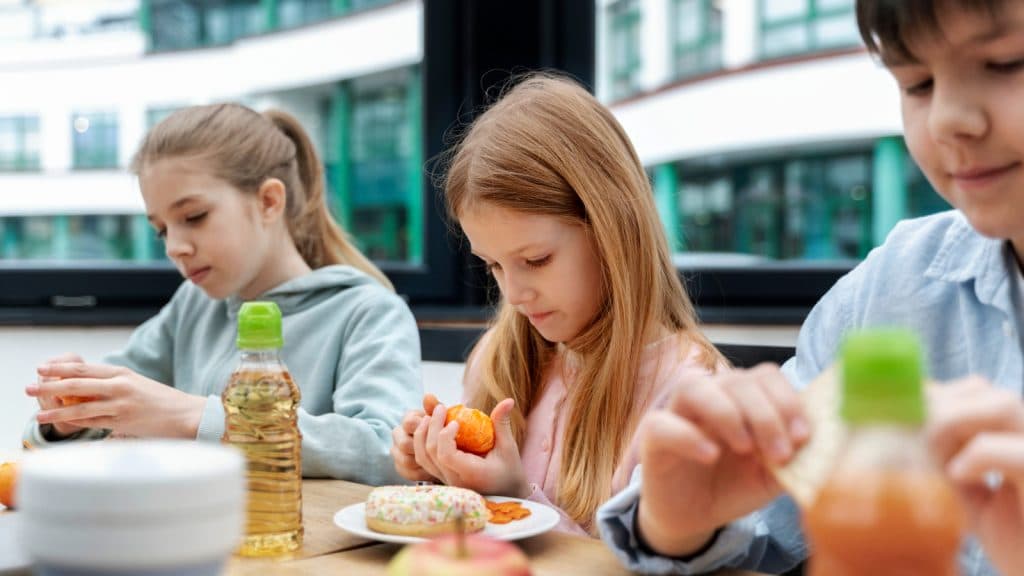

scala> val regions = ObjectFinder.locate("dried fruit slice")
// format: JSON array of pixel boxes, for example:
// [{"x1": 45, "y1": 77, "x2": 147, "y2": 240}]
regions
[{"x1": 770, "y1": 367, "x2": 846, "y2": 508}]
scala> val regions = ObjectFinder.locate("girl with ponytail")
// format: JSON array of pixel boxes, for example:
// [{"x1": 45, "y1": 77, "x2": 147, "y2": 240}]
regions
[{"x1": 25, "y1": 103, "x2": 421, "y2": 485}]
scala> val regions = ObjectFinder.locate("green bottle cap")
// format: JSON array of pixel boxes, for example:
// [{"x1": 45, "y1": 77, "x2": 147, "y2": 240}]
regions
[
  {"x1": 840, "y1": 329, "x2": 925, "y2": 425},
  {"x1": 237, "y1": 301, "x2": 283, "y2": 349}
]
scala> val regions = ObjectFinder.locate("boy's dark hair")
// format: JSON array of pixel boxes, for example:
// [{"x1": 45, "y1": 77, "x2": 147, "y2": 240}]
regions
[{"x1": 856, "y1": 0, "x2": 1006, "y2": 62}]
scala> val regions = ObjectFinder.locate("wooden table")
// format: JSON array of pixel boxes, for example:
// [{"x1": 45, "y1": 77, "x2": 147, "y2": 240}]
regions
[{"x1": 227, "y1": 480, "x2": 765, "y2": 576}]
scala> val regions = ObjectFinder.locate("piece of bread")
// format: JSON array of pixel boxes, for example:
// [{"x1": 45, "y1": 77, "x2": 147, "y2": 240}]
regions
[{"x1": 364, "y1": 485, "x2": 490, "y2": 537}]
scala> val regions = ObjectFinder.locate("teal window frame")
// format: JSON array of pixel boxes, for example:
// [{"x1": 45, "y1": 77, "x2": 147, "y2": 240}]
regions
[
  {"x1": 146, "y1": 0, "x2": 399, "y2": 51},
  {"x1": 608, "y1": 0, "x2": 642, "y2": 100},
  {"x1": 343, "y1": 72, "x2": 418, "y2": 262},
  {"x1": 0, "y1": 116, "x2": 41, "y2": 172},
  {"x1": 146, "y1": 106, "x2": 181, "y2": 129},
  {"x1": 72, "y1": 111, "x2": 119, "y2": 171},
  {"x1": 670, "y1": 0, "x2": 723, "y2": 79},
  {"x1": 758, "y1": 0, "x2": 857, "y2": 60}
]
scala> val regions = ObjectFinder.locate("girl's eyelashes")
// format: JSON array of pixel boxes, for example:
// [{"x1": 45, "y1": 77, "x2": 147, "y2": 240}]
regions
[
  {"x1": 184, "y1": 211, "x2": 208, "y2": 225},
  {"x1": 525, "y1": 255, "x2": 551, "y2": 268}
]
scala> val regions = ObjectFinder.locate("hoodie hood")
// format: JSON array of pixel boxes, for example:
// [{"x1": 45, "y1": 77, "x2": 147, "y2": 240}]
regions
[{"x1": 225, "y1": 265, "x2": 387, "y2": 319}]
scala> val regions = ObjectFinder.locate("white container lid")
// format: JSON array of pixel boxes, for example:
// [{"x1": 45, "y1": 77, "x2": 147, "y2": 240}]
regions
[
  {"x1": 17, "y1": 440, "x2": 244, "y2": 518},
  {"x1": 16, "y1": 440, "x2": 246, "y2": 570}
]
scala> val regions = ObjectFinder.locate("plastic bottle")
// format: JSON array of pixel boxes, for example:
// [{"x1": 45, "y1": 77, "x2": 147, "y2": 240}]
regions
[
  {"x1": 222, "y1": 301, "x2": 303, "y2": 557},
  {"x1": 805, "y1": 329, "x2": 964, "y2": 576}
]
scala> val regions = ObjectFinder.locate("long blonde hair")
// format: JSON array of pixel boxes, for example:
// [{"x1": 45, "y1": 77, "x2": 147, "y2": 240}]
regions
[
  {"x1": 444, "y1": 73, "x2": 724, "y2": 531},
  {"x1": 131, "y1": 103, "x2": 393, "y2": 290}
]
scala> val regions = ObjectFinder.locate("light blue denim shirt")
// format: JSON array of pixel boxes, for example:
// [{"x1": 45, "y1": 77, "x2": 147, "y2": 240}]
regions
[{"x1": 598, "y1": 211, "x2": 1021, "y2": 575}]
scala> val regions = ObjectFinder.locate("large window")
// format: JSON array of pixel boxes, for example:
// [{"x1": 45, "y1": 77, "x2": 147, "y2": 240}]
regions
[
  {"x1": 0, "y1": 215, "x2": 148, "y2": 261},
  {"x1": 671, "y1": 0, "x2": 723, "y2": 79},
  {"x1": 680, "y1": 151, "x2": 872, "y2": 260},
  {"x1": 149, "y1": 0, "x2": 262, "y2": 51},
  {"x1": 72, "y1": 111, "x2": 119, "y2": 170},
  {"x1": 608, "y1": 0, "x2": 642, "y2": 99},
  {"x1": 278, "y1": 0, "x2": 333, "y2": 29},
  {"x1": 344, "y1": 70, "x2": 421, "y2": 263},
  {"x1": 759, "y1": 0, "x2": 859, "y2": 59},
  {"x1": 0, "y1": 116, "x2": 40, "y2": 172}
]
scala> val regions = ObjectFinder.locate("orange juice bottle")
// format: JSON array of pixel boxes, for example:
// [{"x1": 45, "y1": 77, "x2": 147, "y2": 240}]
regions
[
  {"x1": 222, "y1": 301, "x2": 303, "y2": 557},
  {"x1": 804, "y1": 330, "x2": 964, "y2": 576}
]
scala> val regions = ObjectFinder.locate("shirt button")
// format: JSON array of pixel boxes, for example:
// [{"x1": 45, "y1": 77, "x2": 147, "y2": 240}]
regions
[{"x1": 541, "y1": 440, "x2": 550, "y2": 452}]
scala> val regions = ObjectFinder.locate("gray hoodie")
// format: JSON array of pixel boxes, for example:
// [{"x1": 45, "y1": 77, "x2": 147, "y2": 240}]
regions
[{"x1": 24, "y1": 265, "x2": 422, "y2": 485}]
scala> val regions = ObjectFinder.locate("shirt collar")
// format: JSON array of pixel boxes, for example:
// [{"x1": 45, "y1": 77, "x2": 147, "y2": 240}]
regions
[{"x1": 924, "y1": 212, "x2": 1011, "y2": 310}]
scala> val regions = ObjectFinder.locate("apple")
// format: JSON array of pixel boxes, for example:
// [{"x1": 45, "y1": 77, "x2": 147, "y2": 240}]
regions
[
  {"x1": 0, "y1": 461, "x2": 17, "y2": 509},
  {"x1": 387, "y1": 533, "x2": 531, "y2": 576}
]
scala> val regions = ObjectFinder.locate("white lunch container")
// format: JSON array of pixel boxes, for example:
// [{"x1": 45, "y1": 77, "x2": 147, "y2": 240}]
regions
[{"x1": 16, "y1": 440, "x2": 244, "y2": 576}]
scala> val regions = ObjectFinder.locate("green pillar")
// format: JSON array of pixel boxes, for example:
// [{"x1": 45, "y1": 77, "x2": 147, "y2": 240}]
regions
[
  {"x1": 872, "y1": 136, "x2": 906, "y2": 247},
  {"x1": 262, "y1": 0, "x2": 279, "y2": 31},
  {"x1": 653, "y1": 163, "x2": 681, "y2": 252},
  {"x1": 139, "y1": 0, "x2": 152, "y2": 51},
  {"x1": 405, "y1": 67, "x2": 424, "y2": 263},
  {"x1": 1, "y1": 219, "x2": 15, "y2": 258},
  {"x1": 332, "y1": 0, "x2": 349, "y2": 14},
  {"x1": 132, "y1": 214, "x2": 155, "y2": 262},
  {"x1": 53, "y1": 215, "x2": 70, "y2": 260},
  {"x1": 329, "y1": 82, "x2": 353, "y2": 230}
]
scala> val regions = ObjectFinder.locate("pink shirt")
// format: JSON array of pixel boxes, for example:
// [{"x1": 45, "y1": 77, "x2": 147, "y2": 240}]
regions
[{"x1": 463, "y1": 332, "x2": 714, "y2": 536}]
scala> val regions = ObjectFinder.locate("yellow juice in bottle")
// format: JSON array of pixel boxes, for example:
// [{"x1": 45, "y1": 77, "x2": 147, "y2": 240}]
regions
[{"x1": 222, "y1": 302, "x2": 303, "y2": 557}]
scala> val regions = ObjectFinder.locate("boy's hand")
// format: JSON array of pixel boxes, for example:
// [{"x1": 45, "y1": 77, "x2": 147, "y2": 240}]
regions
[
  {"x1": 414, "y1": 398, "x2": 530, "y2": 498},
  {"x1": 27, "y1": 362, "x2": 206, "y2": 439},
  {"x1": 928, "y1": 378, "x2": 1024, "y2": 576},
  {"x1": 637, "y1": 364, "x2": 809, "y2": 556}
]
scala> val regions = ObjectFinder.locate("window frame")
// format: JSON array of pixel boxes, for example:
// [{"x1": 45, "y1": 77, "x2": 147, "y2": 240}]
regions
[
  {"x1": 670, "y1": 0, "x2": 723, "y2": 79},
  {"x1": 758, "y1": 0, "x2": 857, "y2": 60},
  {"x1": 0, "y1": 116, "x2": 41, "y2": 172}
]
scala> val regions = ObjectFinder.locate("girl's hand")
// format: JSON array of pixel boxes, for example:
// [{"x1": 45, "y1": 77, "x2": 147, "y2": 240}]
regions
[
  {"x1": 928, "y1": 378, "x2": 1024, "y2": 576},
  {"x1": 637, "y1": 364, "x2": 809, "y2": 557},
  {"x1": 414, "y1": 398, "x2": 530, "y2": 498},
  {"x1": 31, "y1": 354, "x2": 86, "y2": 438},
  {"x1": 391, "y1": 405, "x2": 436, "y2": 483},
  {"x1": 26, "y1": 362, "x2": 207, "y2": 439}
]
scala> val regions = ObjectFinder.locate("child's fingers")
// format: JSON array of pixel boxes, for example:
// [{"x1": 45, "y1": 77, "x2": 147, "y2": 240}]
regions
[
  {"x1": 36, "y1": 399, "x2": 115, "y2": 426},
  {"x1": 670, "y1": 375, "x2": 752, "y2": 454},
  {"x1": 423, "y1": 402, "x2": 448, "y2": 457},
  {"x1": 423, "y1": 394, "x2": 440, "y2": 416},
  {"x1": 27, "y1": 377, "x2": 107, "y2": 400},
  {"x1": 948, "y1": 433, "x2": 1024, "y2": 486},
  {"x1": 752, "y1": 364, "x2": 809, "y2": 444},
  {"x1": 722, "y1": 378, "x2": 792, "y2": 464},
  {"x1": 929, "y1": 387, "x2": 1024, "y2": 465},
  {"x1": 37, "y1": 362, "x2": 121, "y2": 380},
  {"x1": 641, "y1": 410, "x2": 720, "y2": 465},
  {"x1": 401, "y1": 410, "x2": 426, "y2": 435},
  {"x1": 436, "y1": 421, "x2": 480, "y2": 473},
  {"x1": 412, "y1": 415, "x2": 441, "y2": 479},
  {"x1": 392, "y1": 425, "x2": 416, "y2": 456}
]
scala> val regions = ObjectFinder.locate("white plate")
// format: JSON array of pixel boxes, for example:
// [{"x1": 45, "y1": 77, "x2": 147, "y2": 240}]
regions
[{"x1": 334, "y1": 496, "x2": 561, "y2": 544}]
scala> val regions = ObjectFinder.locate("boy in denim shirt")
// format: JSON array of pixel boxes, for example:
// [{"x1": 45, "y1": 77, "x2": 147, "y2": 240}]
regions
[{"x1": 598, "y1": 1, "x2": 1024, "y2": 574}]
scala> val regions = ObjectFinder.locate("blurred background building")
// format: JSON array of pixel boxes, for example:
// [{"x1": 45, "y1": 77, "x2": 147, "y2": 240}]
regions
[
  {"x1": 0, "y1": 0, "x2": 948, "y2": 265},
  {"x1": 0, "y1": 0, "x2": 422, "y2": 263}
]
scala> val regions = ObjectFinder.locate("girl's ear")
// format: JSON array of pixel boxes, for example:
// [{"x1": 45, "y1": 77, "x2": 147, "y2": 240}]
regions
[{"x1": 255, "y1": 178, "x2": 287, "y2": 223}]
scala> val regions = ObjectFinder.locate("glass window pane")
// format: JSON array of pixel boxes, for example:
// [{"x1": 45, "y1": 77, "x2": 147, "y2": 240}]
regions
[
  {"x1": 675, "y1": 0, "x2": 700, "y2": 45},
  {"x1": 763, "y1": 0, "x2": 808, "y2": 22},
  {"x1": 73, "y1": 111, "x2": 119, "y2": 170},
  {"x1": 813, "y1": 13, "x2": 859, "y2": 48},
  {"x1": 817, "y1": 0, "x2": 854, "y2": 11},
  {"x1": 762, "y1": 24, "x2": 809, "y2": 57}
]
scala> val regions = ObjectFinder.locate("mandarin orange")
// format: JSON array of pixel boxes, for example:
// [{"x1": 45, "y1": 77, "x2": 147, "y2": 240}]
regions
[
  {"x1": 0, "y1": 462, "x2": 17, "y2": 509},
  {"x1": 444, "y1": 404, "x2": 495, "y2": 456},
  {"x1": 57, "y1": 395, "x2": 99, "y2": 406}
]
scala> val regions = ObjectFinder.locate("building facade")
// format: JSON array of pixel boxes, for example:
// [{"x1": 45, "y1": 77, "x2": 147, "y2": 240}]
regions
[
  {"x1": 598, "y1": 0, "x2": 947, "y2": 262},
  {"x1": 0, "y1": 0, "x2": 422, "y2": 263}
]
